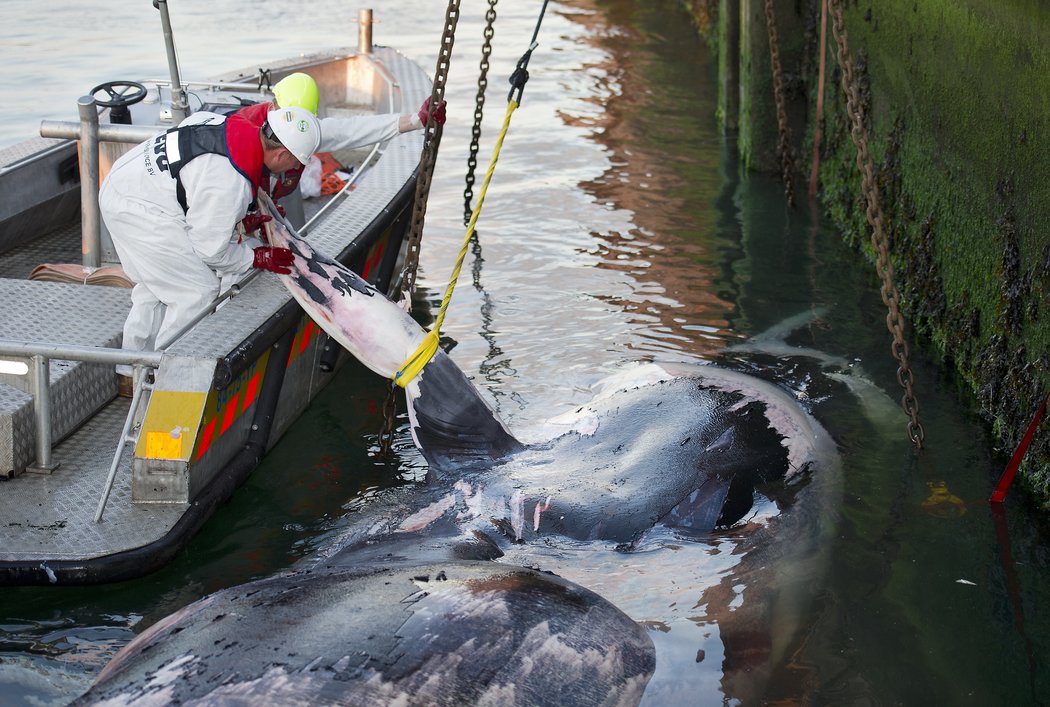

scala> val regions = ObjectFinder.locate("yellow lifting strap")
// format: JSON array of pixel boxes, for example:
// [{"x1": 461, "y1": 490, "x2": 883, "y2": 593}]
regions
[{"x1": 393, "y1": 99, "x2": 521, "y2": 388}]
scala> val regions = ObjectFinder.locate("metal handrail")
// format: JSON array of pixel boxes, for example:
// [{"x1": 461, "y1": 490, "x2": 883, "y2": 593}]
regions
[
  {"x1": 0, "y1": 341, "x2": 163, "y2": 481},
  {"x1": 39, "y1": 120, "x2": 165, "y2": 144},
  {"x1": 300, "y1": 144, "x2": 383, "y2": 235},
  {"x1": 0, "y1": 341, "x2": 165, "y2": 366},
  {"x1": 95, "y1": 366, "x2": 153, "y2": 523}
]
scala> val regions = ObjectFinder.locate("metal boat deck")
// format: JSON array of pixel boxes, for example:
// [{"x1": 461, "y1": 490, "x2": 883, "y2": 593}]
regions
[{"x1": 0, "y1": 221, "x2": 182, "y2": 569}]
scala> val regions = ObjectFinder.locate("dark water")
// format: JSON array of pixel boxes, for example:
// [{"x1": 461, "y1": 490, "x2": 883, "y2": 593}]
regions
[{"x1": 3, "y1": 0, "x2": 1050, "y2": 704}]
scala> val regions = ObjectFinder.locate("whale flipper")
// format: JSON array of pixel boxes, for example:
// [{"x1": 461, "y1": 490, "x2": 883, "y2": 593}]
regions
[
  {"x1": 406, "y1": 350, "x2": 524, "y2": 470},
  {"x1": 261, "y1": 196, "x2": 522, "y2": 470}
]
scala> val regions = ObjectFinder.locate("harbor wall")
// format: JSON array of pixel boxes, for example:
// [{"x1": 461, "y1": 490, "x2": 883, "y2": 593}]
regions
[{"x1": 685, "y1": 0, "x2": 1050, "y2": 507}]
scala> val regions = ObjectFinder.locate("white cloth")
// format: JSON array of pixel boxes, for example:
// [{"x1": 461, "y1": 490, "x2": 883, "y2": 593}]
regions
[
  {"x1": 300, "y1": 155, "x2": 323, "y2": 198},
  {"x1": 99, "y1": 112, "x2": 256, "y2": 367},
  {"x1": 318, "y1": 114, "x2": 400, "y2": 153}
]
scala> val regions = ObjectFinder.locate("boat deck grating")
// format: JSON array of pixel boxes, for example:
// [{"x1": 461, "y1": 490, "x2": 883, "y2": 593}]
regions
[
  {"x1": 0, "y1": 401, "x2": 186, "y2": 563},
  {"x1": 0, "y1": 219, "x2": 80, "y2": 279}
]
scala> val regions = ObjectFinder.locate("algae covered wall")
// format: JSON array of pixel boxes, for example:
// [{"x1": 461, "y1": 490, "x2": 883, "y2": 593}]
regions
[{"x1": 686, "y1": 0, "x2": 1050, "y2": 506}]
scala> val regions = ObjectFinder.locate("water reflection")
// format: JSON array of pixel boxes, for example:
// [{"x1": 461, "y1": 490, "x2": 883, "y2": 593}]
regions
[{"x1": 564, "y1": 1, "x2": 736, "y2": 358}]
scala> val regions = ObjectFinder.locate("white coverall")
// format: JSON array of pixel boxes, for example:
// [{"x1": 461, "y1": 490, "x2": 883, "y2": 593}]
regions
[
  {"x1": 319, "y1": 114, "x2": 400, "y2": 152},
  {"x1": 99, "y1": 112, "x2": 256, "y2": 374}
]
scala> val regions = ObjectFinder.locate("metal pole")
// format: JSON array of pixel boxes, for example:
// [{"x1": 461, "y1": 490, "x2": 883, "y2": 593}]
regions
[
  {"x1": 95, "y1": 366, "x2": 151, "y2": 522},
  {"x1": 0, "y1": 340, "x2": 164, "y2": 367},
  {"x1": 40, "y1": 120, "x2": 163, "y2": 144},
  {"x1": 27, "y1": 355, "x2": 58, "y2": 474},
  {"x1": 77, "y1": 96, "x2": 101, "y2": 269},
  {"x1": 154, "y1": 0, "x2": 189, "y2": 122},
  {"x1": 358, "y1": 8, "x2": 374, "y2": 54}
]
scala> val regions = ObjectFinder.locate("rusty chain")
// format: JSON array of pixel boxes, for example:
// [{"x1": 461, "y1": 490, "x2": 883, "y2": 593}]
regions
[
  {"x1": 399, "y1": 0, "x2": 461, "y2": 302},
  {"x1": 381, "y1": 0, "x2": 461, "y2": 455},
  {"x1": 464, "y1": 0, "x2": 498, "y2": 226},
  {"x1": 764, "y1": 0, "x2": 795, "y2": 207},
  {"x1": 377, "y1": 383, "x2": 399, "y2": 456},
  {"x1": 829, "y1": 0, "x2": 925, "y2": 448}
]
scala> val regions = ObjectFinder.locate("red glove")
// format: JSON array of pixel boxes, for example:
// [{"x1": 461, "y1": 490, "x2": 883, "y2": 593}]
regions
[
  {"x1": 253, "y1": 246, "x2": 294, "y2": 275},
  {"x1": 241, "y1": 213, "x2": 272, "y2": 235},
  {"x1": 418, "y1": 97, "x2": 447, "y2": 127}
]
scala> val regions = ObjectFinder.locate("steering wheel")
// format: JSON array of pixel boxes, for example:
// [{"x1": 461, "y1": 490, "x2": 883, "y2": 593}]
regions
[
  {"x1": 90, "y1": 80, "x2": 148, "y2": 125},
  {"x1": 90, "y1": 80, "x2": 148, "y2": 108}
]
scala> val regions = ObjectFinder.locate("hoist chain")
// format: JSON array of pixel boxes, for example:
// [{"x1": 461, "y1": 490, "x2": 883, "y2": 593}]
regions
[
  {"x1": 764, "y1": 0, "x2": 795, "y2": 207},
  {"x1": 377, "y1": 382, "x2": 399, "y2": 456},
  {"x1": 399, "y1": 0, "x2": 461, "y2": 302},
  {"x1": 829, "y1": 0, "x2": 925, "y2": 448},
  {"x1": 382, "y1": 0, "x2": 461, "y2": 455},
  {"x1": 464, "y1": 0, "x2": 498, "y2": 226}
]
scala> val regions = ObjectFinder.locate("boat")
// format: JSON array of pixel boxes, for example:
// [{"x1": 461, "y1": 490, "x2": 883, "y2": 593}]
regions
[{"x1": 0, "y1": 5, "x2": 431, "y2": 585}]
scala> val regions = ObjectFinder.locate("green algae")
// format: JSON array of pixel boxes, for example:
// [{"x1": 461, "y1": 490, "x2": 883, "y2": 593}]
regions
[{"x1": 694, "y1": 0, "x2": 1050, "y2": 507}]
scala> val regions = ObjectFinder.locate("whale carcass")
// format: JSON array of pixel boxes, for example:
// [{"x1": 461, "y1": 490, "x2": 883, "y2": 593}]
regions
[{"x1": 74, "y1": 202, "x2": 840, "y2": 705}]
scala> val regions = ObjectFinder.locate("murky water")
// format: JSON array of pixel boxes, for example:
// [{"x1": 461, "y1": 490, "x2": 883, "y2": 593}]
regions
[{"x1": 3, "y1": 1, "x2": 1050, "y2": 704}]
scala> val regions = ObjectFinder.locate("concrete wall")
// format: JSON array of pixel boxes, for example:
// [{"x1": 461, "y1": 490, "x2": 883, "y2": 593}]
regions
[{"x1": 687, "y1": 0, "x2": 1050, "y2": 507}]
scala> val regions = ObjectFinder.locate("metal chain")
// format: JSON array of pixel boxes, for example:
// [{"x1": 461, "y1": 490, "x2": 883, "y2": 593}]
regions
[
  {"x1": 764, "y1": 0, "x2": 795, "y2": 207},
  {"x1": 400, "y1": 0, "x2": 461, "y2": 301},
  {"x1": 382, "y1": 0, "x2": 460, "y2": 454},
  {"x1": 829, "y1": 0, "x2": 925, "y2": 448},
  {"x1": 377, "y1": 382, "x2": 399, "y2": 455},
  {"x1": 464, "y1": 0, "x2": 498, "y2": 226}
]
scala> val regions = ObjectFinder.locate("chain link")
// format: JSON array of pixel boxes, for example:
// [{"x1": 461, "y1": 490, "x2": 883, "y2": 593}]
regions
[
  {"x1": 829, "y1": 0, "x2": 924, "y2": 448},
  {"x1": 382, "y1": 0, "x2": 461, "y2": 453},
  {"x1": 400, "y1": 0, "x2": 461, "y2": 301},
  {"x1": 377, "y1": 383, "x2": 399, "y2": 455},
  {"x1": 764, "y1": 0, "x2": 795, "y2": 207},
  {"x1": 465, "y1": 0, "x2": 498, "y2": 226}
]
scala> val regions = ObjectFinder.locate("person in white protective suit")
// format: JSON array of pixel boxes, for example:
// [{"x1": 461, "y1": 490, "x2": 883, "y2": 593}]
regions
[
  {"x1": 99, "y1": 106, "x2": 321, "y2": 396},
  {"x1": 235, "y1": 72, "x2": 446, "y2": 233}
]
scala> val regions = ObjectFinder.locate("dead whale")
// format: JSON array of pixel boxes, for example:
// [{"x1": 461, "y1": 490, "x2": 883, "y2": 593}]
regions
[
  {"x1": 72, "y1": 561, "x2": 655, "y2": 706},
  {"x1": 75, "y1": 203, "x2": 841, "y2": 705},
  {"x1": 261, "y1": 200, "x2": 835, "y2": 541}
]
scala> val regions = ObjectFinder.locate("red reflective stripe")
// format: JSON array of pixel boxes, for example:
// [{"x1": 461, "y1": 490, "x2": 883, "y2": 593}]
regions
[
  {"x1": 361, "y1": 240, "x2": 386, "y2": 280},
  {"x1": 299, "y1": 320, "x2": 316, "y2": 354},
  {"x1": 195, "y1": 417, "x2": 217, "y2": 460},
  {"x1": 242, "y1": 372, "x2": 260, "y2": 411},
  {"x1": 287, "y1": 329, "x2": 300, "y2": 367},
  {"x1": 220, "y1": 394, "x2": 241, "y2": 435}
]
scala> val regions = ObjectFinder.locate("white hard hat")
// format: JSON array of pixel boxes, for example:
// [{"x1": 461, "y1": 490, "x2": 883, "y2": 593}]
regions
[{"x1": 266, "y1": 107, "x2": 320, "y2": 165}]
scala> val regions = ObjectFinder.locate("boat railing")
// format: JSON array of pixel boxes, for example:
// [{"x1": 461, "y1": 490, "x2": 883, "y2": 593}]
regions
[
  {"x1": 0, "y1": 341, "x2": 163, "y2": 520},
  {"x1": 39, "y1": 98, "x2": 166, "y2": 269},
  {"x1": 0, "y1": 255, "x2": 274, "y2": 522}
]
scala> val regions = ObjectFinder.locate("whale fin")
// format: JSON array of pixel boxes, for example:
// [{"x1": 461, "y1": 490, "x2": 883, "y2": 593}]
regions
[
  {"x1": 405, "y1": 351, "x2": 524, "y2": 472},
  {"x1": 260, "y1": 195, "x2": 522, "y2": 470}
]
